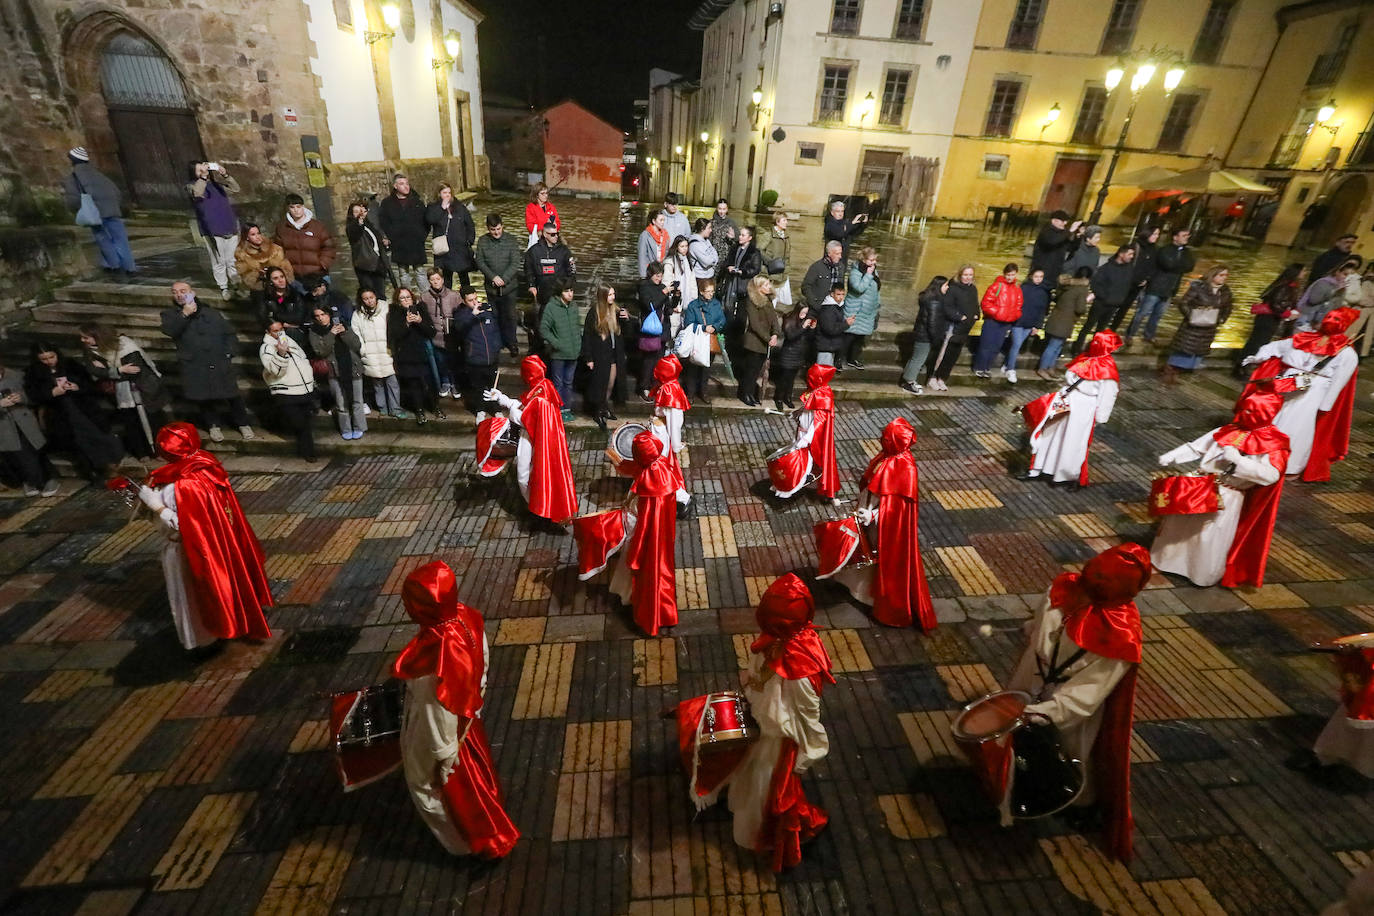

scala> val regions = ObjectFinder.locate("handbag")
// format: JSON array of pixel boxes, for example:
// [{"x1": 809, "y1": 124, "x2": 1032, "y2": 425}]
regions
[
  {"x1": 765, "y1": 256, "x2": 785, "y2": 276},
  {"x1": 72, "y1": 174, "x2": 102, "y2": 228},
  {"x1": 638, "y1": 308, "x2": 664, "y2": 352},
  {"x1": 431, "y1": 212, "x2": 452, "y2": 256},
  {"x1": 1187, "y1": 306, "x2": 1220, "y2": 327}
]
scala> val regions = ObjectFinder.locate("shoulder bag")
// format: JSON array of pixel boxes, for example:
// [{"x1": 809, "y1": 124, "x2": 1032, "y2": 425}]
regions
[{"x1": 432, "y1": 211, "x2": 452, "y2": 256}]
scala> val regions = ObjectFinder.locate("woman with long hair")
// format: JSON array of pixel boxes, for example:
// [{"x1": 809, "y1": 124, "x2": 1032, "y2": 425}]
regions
[
  {"x1": 1234, "y1": 263, "x2": 1305, "y2": 377},
  {"x1": 927, "y1": 265, "x2": 979, "y2": 390},
  {"x1": 1163, "y1": 264, "x2": 1233, "y2": 384},
  {"x1": 738, "y1": 276, "x2": 781, "y2": 406},
  {"x1": 661, "y1": 235, "x2": 698, "y2": 327},
  {"x1": 23, "y1": 340, "x2": 123, "y2": 480},
  {"x1": 899, "y1": 275, "x2": 949, "y2": 394},
  {"x1": 581, "y1": 283, "x2": 628, "y2": 431},
  {"x1": 346, "y1": 201, "x2": 389, "y2": 297},
  {"x1": 426, "y1": 181, "x2": 476, "y2": 289}
]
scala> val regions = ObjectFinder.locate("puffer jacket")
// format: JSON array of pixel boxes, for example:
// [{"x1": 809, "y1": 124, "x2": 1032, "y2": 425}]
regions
[
  {"x1": 979, "y1": 275, "x2": 1023, "y2": 323},
  {"x1": 1169, "y1": 282, "x2": 1233, "y2": 357},
  {"x1": 814, "y1": 298, "x2": 849, "y2": 353},
  {"x1": 540, "y1": 297, "x2": 583, "y2": 360},
  {"x1": 1044, "y1": 279, "x2": 1090, "y2": 338},
  {"x1": 945, "y1": 280, "x2": 981, "y2": 342},
  {"x1": 350, "y1": 301, "x2": 395, "y2": 378},
  {"x1": 235, "y1": 238, "x2": 294, "y2": 290},
  {"x1": 273, "y1": 211, "x2": 336, "y2": 276},
  {"x1": 846, "y1": 263, "x2": 882, "y2": 335},
  {"x1": 259, "y1": 332, "x2": 316, "y2": 396}
]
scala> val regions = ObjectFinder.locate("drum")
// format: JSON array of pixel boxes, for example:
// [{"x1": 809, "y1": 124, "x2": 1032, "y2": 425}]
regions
[
  {"x1": 698, "y1": 691, "x2": 759, "y2": 755},
  {"x1": 490, "y1": 418, "x2": 522, "y2": 458},
  {"x1": 1148, "y1": 473, "x2": 1220, "y2": 517},
  {"x1": 814, "y1": 516, "x2": 875, "y2": 579},
  {"x1": 608, "y1": 422, "x2": 650, "y2": 464},
  {"x1": 1312, "y1": 634, "x2": 1374, "y2": 721},
  {"x1": 475, "y1": 415, "x2": 519, "y2": 477},
  {"x1": 951, "y1": 689, "x2": 1030, "y2": 745},
  {"x1": 767, "y1": 443, "x2": 813, "y2": 497},
  {"x1": 572, "y1": 508, "x2": 628, "y2": 580},
  {"x1": 330, "y1": 681, "x2": 405, "y2": 791}
]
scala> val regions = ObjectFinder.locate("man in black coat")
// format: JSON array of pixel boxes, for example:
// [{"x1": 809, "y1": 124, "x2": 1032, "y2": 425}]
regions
[
  {"x1": 801, "y1": 241, "x2": 846, "y2": 311},
  {"x1": 1125, "y1": 228, "x2": 1194, "y2": 344},
  {"x1": 1030, "y1": 210, "x2": 1082, "y2": 282},
  {"x1": 523, "y1": 221, "x2": 576, "y2": 311},
  {"x1": 377, "y1": 174, "x2": 429, "y2": 293},
  {"x1": 823, "y1": 199, "x2": 867, "y2": 261},
  {"x1": 160, "y1": 281, "x2": 254, "y2": 442},
  {"x1": 1075, "y1": 246, "x2": 1136, "y2": 353},
  {"x1": 1311, "y1": 234, "x2": 1358, "y2": 282}
]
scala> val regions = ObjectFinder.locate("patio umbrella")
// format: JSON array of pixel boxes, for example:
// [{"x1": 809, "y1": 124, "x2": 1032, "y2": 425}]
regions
[
  {"x1": 1139, "y1": 167, "x2": 1276, "y2": 195},
  {"x1": 1113, "y1": 165, "x2": 1181, "y2": 187}
]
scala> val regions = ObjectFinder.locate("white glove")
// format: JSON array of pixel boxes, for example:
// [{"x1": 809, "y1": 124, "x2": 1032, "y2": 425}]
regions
[
  {"x1": 159, "y1": 507, "x2": 178, "y2": 530},
  {"x1": 1240, "y1": 354, "x2": 1261, "y2": 366},
  {"x1": 1221, "y1": 445, "x2": 1243, "y2": 464},
  {"x1": 138, "y1": 485, "x2": 165, "y2": 513},
  {"x1": 484, "y1": 389, "x2": 516, "y2": 410},
  {"x1": 855, "y1": 506, "x2": 877, "y2": 525}
]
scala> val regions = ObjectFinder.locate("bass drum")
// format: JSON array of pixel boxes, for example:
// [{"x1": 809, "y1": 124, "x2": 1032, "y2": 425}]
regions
[
  {"x1": 1008, "y1": 716, "x2": 1085, "y2": 820},
  {"x1": 608, "y1": 422, "x2": 650, "y2": 464}
]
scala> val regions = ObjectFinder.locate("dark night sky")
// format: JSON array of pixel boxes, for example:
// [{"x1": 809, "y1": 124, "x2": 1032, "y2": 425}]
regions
[{"x1": 475, "y1": 0, "x2": 705, "y2": 129}]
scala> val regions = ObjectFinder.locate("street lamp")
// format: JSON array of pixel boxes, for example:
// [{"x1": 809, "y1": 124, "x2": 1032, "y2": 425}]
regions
[
  {"x1": 700, "y1": 131, "x2": 709, "y2": 144},
  {"x1": 1316, "y1": 100, "x2": 1339, "y2": 133},
  {"x1": 858, "y1": 92, "x2": 876, "y2": 123},
  {"x1": 1040, "y1": 102, "x2": 1061, "y2": 138},
  {"x1": 1087, "y1": 53, "x2": 1185, "y2": 225},
  {"x1": 751, "y1": 85, "x2": 764, "y2": 107},
  {"x1": 366, "y1": 2, "x2": 401, "y2": 42}
]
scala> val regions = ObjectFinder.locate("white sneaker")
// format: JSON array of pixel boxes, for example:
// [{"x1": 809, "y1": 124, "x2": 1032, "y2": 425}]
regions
[
  {"x1": 208, "y1": 425, "x2": 224, "y2": 443},
  {"x1": 439, "y1": 384, "x2": 453, "y2": 398},
  {"x1": 41, "y1": 480, "x2": 60, "y2": 497},
  {"x1": 363, "y1": 403, "x2": 372, "y2": 415},
  {"x1": 239, "y1": 426, "x2": 255, "y2": 440},
  {"x1": 997, "y1": 366, "x2": 1008, "y2": 376},
  {"x1": 23, "y1": 486, "x2": 40, "y2": 497},
  {"x1": 219, "y1": 288, "x2": 231, "y2": 300},
  {"x1": 1006, "y1": 370, "x2": 1018, "y2": 384}
]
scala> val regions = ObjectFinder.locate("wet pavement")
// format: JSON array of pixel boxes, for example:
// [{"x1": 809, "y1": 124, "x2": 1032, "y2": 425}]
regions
[{"x1": 0, "y1": 354, "x2": 1370, "y2": 913}]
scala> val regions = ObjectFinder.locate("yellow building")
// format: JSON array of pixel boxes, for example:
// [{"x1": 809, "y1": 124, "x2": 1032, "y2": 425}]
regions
[
  {"x1": 1228, "y1": 1, "x2": 1374, "y2": 252},
  {"x1": 934, "y1": 0, "x2": 1288, "y2": 223}
]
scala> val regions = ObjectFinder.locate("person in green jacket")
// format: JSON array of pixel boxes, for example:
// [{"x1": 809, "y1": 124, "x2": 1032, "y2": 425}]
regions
[
  {"x1": 538, "y1": 280, "x2": 582, "y2": 421},
  {"x1": 474, "y1": 213, "x2": 525, "y2": 356},
  {"x1": 843, "y1": 247, "x2": 881, "y2": 369}
]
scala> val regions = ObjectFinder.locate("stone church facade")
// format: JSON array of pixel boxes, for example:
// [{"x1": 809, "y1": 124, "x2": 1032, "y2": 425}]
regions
[{"x1": 0, "y1": 0, "x2": 489, "y2": 226}]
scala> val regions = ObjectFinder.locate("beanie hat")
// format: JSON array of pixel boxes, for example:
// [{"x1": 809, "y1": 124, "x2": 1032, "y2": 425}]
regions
[{"x1": 69, "y1": 147, "x2": 90, "y2": 162}]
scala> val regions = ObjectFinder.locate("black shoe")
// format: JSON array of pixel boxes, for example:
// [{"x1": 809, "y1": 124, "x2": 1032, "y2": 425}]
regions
[
  {"x1": 847, "y1": 360, "x2": 864, "y2": 370},
  {"x1": 415, "y1": 410, "x2": 428, "y2": 426},
  {"x1": 605, "y1": 410, "x2": 618, "y2": 421},
  {"x1": 432, "y1": 408, "x2": 446, "y2": 420},
  {"x1": 676, "y1": 500, "x2": 695, "y2": 520},
  {"x1": 774, "y1": 400, "x2": 784, "y2": 411},
  {"x1": 639, "y1": 391, "x2": 653, "y2": 403},
  {"x1": 698, "y1": 393, "x2": 711, "y2": 405},
  {"x1": 784, "y1": 399, "x2": 796, "y2": 409},
  {"x1": 507, "y1": 346, "x2": 520, "y2": 358},
  {"x1": 594, "y1": 415, "x2": 607, "y2": 432}
]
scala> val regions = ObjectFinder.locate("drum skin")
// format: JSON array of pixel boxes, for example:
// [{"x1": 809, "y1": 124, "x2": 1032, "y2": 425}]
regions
[
  {"x1": 609, "y1": 423, "x2": 649, "y2": 463},
  {"x1": 952, "y1": 690, "x2": 1029, "y2": 743}
]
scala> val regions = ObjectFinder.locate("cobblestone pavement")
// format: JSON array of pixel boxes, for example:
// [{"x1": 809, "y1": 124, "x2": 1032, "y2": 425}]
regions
[{"x1": 0, "y1": 357, "x2": 1371, "y2": 916}]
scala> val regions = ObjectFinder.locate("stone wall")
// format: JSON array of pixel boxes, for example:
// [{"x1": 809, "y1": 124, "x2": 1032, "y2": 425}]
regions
[
  {"x1": 328, "y1": 155, "x2": 489, "y2": 216},
  {"x1": 0, "y1": 225, "x2": 91, "y2": 319}
]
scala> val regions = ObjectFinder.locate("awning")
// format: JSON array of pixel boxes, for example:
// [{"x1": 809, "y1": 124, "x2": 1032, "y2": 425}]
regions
[{"x1": 1139, "y1": 167, "x2": 1277, "y2": 195}]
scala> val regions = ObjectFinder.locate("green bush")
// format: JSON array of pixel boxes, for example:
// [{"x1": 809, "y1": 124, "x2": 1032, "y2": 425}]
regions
[{"x1": 758, "y1": 189, "x2": 779, "y2": 209}]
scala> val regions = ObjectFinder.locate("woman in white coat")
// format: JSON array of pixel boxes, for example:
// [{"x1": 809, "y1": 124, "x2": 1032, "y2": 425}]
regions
[
  {"x1": 1025, "y1": 329, "x2": 1121, "y2": 486},
  {"x1": 350, "y1": 289, "x2": 405, "y2": 417}
]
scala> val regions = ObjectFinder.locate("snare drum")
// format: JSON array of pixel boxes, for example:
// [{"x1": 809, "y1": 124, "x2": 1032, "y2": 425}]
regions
[
  {"x1": 951, "y1": 690, "x2": 1030, "y2": 745},
  {"x1": 767, "y1": 443, "x2": 814, "y2": 498},
  {"x1": 330, "y1": 681, "x2": 405, "y2": 791},
  {"x1": 475, "y1": 415, "x2": 520, "y2": 477},
  {"x1": 608, "y1": 422, "x2": 650, "y2": 465},
  {"x1": 814, "y1": 516, "x2": 875, "y2": 579},
  {"x1": 1148, "y1": 473, "x2": 1220, "y2": 517},
  {"x1": 698, "y1": 691, "x2": 759, "y2": 754},
  {"x1": 572, "y1": 508, "x2": 628, "y2": 580}
]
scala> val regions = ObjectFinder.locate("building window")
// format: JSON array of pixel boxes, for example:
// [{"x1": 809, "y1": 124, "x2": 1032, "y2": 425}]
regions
[
  {"x1": 1156, "y1": 92, "x2": 1201, "y2": 152},
  {"x1": 980, "y1": 155, "x2": 1010, "y2": 180},
  {"x1": 1071, "y1": 86, "x2": 1107, "y2": 145},
  {"x1": 983, "y1": 79, "x2": 1023, "y2": 138},
  {"x1": 1190, "y1": 0, "x2": 1234, "y2": 65},
  {"x1": 1005, "y1": 0, "x2": 1045, "y2": 51},
  {"x1": 830, "y1": 0, "x2": 861, "y2": 35},
  {"x1": 1268, "y1": 105, "x2": 1318, "y2": 168},
  {"x1": 1306, "y1": 19, "x2": 1357, "y2": 87},
  {"x1": 1352, "y1": 115, "x2": 1374, "y2": 167},
  {"x1": 333, "y1": 0, "x2": 353, "y2": 29},
  {"x1": 818, "y1": 64, "x2": 851, "y2": 123},
  {"x1": 796, "y1": 141, "x2": 825, "y2": 164},
  {"x1": 1099, "y1": 0, "x2": 1140, "y2": 56},
  {"x1": 879, "y1": 69, "x2": 912, "y2": 127},
  {"x1": 893, "y1": 0, "x2": 926, "y2": 40}
]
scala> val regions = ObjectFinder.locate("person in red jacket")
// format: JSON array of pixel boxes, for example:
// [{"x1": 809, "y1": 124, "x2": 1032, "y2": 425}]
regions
[
  {"x1": 973, "y1": 263, "x2": 1023, "y2": 377},
  {"x1": 524, "y1": 182, "x2": 560, "y2": 246}
]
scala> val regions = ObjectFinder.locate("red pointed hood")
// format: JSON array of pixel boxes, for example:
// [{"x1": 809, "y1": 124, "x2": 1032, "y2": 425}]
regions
[
  {"x1": 1052, "y1": 542, "x2": 1150, "y2": 664},
  {"x1": 860, "y1": 417, "x2": 919, "y2": 497},
  {"x1": 653, "y1": 354, "x2": 691, "y2": 410},
  {"x1": 802, "y1": 363, "x2": 835, "y2": 411},
  {"x1": 147, "y1": 422, "x2": 230, "y2": 488},
  {"x1": 391, "y1": 561, "x2": 486, "y2": 716},
  {"x1": 520, "y1": 354, "x2": 561, "y2": 407},
  {"x1": 1292, "y1": 307, "x2": 1358, "y2": 356},
  {"x1": 1213, "y1": 389, "x2": 1289, "y2": 456},
  {"x1": 1066, "y1": 330, "x2": 1122, "y2": 381},
  {"x1": 750, "y1": 573, "x2": 836, "y2": 692}
]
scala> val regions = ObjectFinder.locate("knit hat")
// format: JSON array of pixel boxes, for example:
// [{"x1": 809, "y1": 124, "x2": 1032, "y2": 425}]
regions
[{"x1": 69, "y1": 147, "x2": 90, "y2": 162}]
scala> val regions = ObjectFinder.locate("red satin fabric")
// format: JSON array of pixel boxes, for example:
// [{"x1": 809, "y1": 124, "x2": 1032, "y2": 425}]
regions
[
  {"x1": 1336, "y1": 650, "x2": 1374, "y2": 720},
  {"x1": 438, "y1": 718, "x2": 520, "y2": 859},
  {"x1": 146, "y1": 423, "x2": 272, "y2": 641},
  {"x1": 801, "y1": 366, "x2": 838, "y2": 498},
  {"x1": 1213, "y1": 389, "x2": 1290, "y2": 456},
  {"x1": 1093, "y1": 666, "x2": 1138, "y2": 862},
  {"x1": 1147, "y1": 475, "x2": 1220, "y2": 516},
  {"x1": 675, "y1": 694, "x2": 752, "y2": 801},
  {"x1": 1051, "y1": 543, "x2": 1150, "y2": 665},
  {"x1": 813, "y1": 517, "x2": 871, "y2": 579},
  {"x1": 627, "y1": 431, "x2": 678, "y2": 635},
  {"x1": 750, "y1": 574, "x2": 835, "y2": 694},
  {"x1": 755, "y1": 739, "x2": 828, "y2": 871},
  {"x1": 860, "y1": 418, "x2": 919, "y2": 497},
  {"x1": 1078, "y1": 426, "x2": 1095, "y2": 487},
  {"x1": 965, "y1": 732, "x2": 1015, "y2": 811},
  {"x1": 1293, "y1": 307, "x2": 1358, "y2": 356},
  {"x1": 871, "y1": 492, "x2": 935, "y2": 631},
  {"x1": 474, "y1": 415, "x2": 511, "y2": 477},
  {"x1": 653, "y1": 354, "x2": 692, "y2": 411},
  {"x1": 1221, "y1": 448, "x2": 1287, "y2": 588},
  {"x1": 520, "y1": 396, "x2": 578, "y2": 523},
  {"x1": 1022, "y1": 391, "x2": 1055, "y2": 435},
  {"x1": 392, "y1": 561, "x2": 485, "y2": 717},
  {"x1": 1065, "y1": 330, "x2": 1122, "y2": 382},
  {"x1": 1304, "y1": 372, "x2": 1356, "y2": 482},
  {"x1": 519, "y1": 355, "x2": 562, "y2": 408},
  {"x1": 573, "y1": 509, "x2": 626, "y2": 578}
]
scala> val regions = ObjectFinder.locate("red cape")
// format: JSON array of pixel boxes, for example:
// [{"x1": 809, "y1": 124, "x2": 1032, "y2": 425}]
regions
[
  {"x1": 800, "y1": 386, "x2": 838, "y2": 498},
  {"x1": 149, "y1": 452, "x2": 272, "y2": 641},
  {"x1": 751, "y1": 624, "x2": 836, "y2": 695},
  {"x1": 392, "y1": 603, "x2": 487, "y2": 718},
  {"x1": 869, "y1": 492, "x2": 936, "y2": 630},
  {"x1": 1216, "y1": 436, "x2": 1289, "y2": 589},
  {"x1": 627, "y1": 454, "x2": 679, "y2": 636},
  {"x1": 1094, "y1": 667, "x2": 1138, "y2": 862},
  {"x1": 521, "y1": 395, "x2": 578, "y2": 522},
  {"x1": 1304, "y1": 372, "x2": 1357, "y2": 482}
]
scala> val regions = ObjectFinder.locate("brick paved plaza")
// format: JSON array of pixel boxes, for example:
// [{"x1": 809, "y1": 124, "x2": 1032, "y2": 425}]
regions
[{"x1": 0, "y1": 355, "x2": 1371, "y2": 915}]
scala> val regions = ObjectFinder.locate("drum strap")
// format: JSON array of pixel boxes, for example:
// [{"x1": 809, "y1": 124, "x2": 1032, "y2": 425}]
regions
[{"x1": 1037, "y1": 639, "x2": 1088, "y2": 688}]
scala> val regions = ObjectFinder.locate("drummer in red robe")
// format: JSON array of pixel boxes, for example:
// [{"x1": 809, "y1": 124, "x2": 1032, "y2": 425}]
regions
[
  {"x1": 817, "y1": 416, "x2": 935, "y2": 630},
  {"x1": 602, "y1": 430, "x2": 679, "y2": 635},
  {"x1": 675, "y1": 574, "x2": 833, "y2": 871},
  {"x1": 770, "y1": 364, "x2": 840, "y2": 502},
  {"x1": 652, "y1": 354, "x2": 695, "y2": 518},
  {"x1": 484, "y1": 355, "x2": 578, "y2": 526},
  {"x1": 392, "y1": 560, "x2": 519, "y2": 858},
  {"x1": 135, "y1": 422, "x2": 272, "y2": 650},
  {"x1": 1001, "y1": 542, "x2": 1151, "y2": 862}
]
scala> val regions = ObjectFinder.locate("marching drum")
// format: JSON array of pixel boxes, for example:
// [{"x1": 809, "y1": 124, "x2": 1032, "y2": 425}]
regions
[
  {"x1": 330, "y1": 681, "x2": 405, "y2": 791},
  {"x1": 1312, "y1": 633, "x2": 1374, "y2": 721},
  {"x1": 608, "y1": 422, "x2": 650, "y2": 464},
  {"x1": 767, "y1": 443, "x2": 814, "y2": 497},
  {"x1": 490, "y1": 418, "x2": 521, "y2": 458},
  {"x1": 572, "y1": 507, "x2": 628, "y2": 580},
  {"x1": 697, "y1": 691, "x2": 759, "y2": 755},
  {"x1": 1148, "y1": 473, "x2": 1221, "y2": 517},
  {"x1": 951, "y1": 689, "x2": 1030, "y2": 745},
  {"x1": 813, "y1": 516, "x2": 876, "y2": 579},
  {"x1": 475, "y1": 415, "x2": 521, "y2": 477}
]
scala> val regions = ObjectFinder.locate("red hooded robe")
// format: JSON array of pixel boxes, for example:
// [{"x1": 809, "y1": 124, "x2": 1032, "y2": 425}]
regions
[
  {"x1": 859, "y1": 417, "x2": 935, "y2": 631},
  {"x1": 801, "y1": 364, "x2": 839, "y2": 498},
  {"x1": 392, "y1": 561, "x2": 519, "y2": 859},
  {"x1": 626, "y1": 431, "x2": 679, "y2": 636},
  {"x1": 517, "y1": 355, "x2": 578, "y2": 522},
  {"x1": 653, "y1": 354, "x2": 691, "y2": 490},
  {"x1": 146, "y1": 423, "x2": 272, "y2": 641},
  {"x1": 1063, "y1": 330, "x2": 1122, "y2": 486},
  {"x1": 1297, "y1": 308, "x2": 1358, "y2": 482},
  {"x1": 1213, "y1": 390, "x2": 1290, "y2": 588}
]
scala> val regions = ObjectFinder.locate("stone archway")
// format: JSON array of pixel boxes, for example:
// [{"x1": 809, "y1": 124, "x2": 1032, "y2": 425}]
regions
[
  {"x1": 61, "y1": 11, "x2": 204, "y2": 208},
  {"x1": 1319, "y1": 174, "x2": 1370, "y2": 246}
]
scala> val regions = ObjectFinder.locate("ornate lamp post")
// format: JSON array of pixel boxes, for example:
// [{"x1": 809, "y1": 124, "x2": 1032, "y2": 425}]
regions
[{"x1": 1087, "y1": 53, "x2": 1185, "y2": 225}]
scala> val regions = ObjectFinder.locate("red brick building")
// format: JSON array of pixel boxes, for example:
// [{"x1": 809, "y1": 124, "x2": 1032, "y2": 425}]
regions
[{"x1": 540, "y1": 101, "x2": 625, "y2": 199}]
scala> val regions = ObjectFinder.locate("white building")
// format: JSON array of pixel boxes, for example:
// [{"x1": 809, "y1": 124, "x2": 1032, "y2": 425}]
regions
[{"x1": 687, "y1": 0, "x2": 982, "y2": 215}]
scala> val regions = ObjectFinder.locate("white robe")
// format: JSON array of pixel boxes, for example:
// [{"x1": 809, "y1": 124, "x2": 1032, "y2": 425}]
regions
[
  {"x1": 1028, "y1": 372, "x2": 1118, "y2": 483},
  {"x1": 654, "y1": 405, "x2": 691, "y2": 505},
  {"x1": 1151, "y1": 433, "x2": 1282, "y2": 587},
  {"x1": 1248, "y1": 339, "x2": 1357, "y2": 475},
  {"x1": 607, "y1": 509, "x2": 639, "y2": 606},
  {"x1": 1314, "y1": 704, "x2": 1374, "y2": 778},
  {"x1": 719, "y1": 651, "x2": 829, "y2": 850},
  {"x1": 506, "y1": 402, "x2": 533, "y2": 502},
  {"x1": 1005, "y1": 593, "x2": 1131, "y2": 821},
  {"x1": 139, "y1": 484, "x2": 217, "y2": 651},
  {"x1": 771, "y1": 408, "x2": 816, "y2": 499},
  {"x1": 400, "y1": 634, "x2": 490, "y2": 856}
]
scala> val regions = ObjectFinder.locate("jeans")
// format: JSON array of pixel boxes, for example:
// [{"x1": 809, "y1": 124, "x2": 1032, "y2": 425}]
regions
[
  {"x1": 273, "y1": 392, "x2": 316, "y2": 459},
  {"x1": 548, "y1": 358, "x2": 577, "y2": 408},
  {"x1": 902, "y1": 340, "x2": 932, "y2": 384},
  {"x1": 816, "y1": 351, "x2": 836, "y2": 367},
  {"x1": 1004, "y1": 326, "x2": 1036, "y2": 369},
  {"x1": 1038, "y1": 336, "x2": 1067, "y2": 370},
  {"x1": 203, "y1": 234, "x2": 238, "y2": 290},
  {"x1": 973, "y1": 318, "x2": 1013, "y2": 371},
  {"x1": 330, "y1": 377, "x2": 367, "y2": 435},
  {"x1": 369, "y1": 374, "x2": 402, "y2": 414},
  {"x1": 394, "y1": 264, "x2": 427, "y2": 293},
  {"x1": 92, "y1": 217, "x2": 136, "y2": 271},
  {"x1": 1127, "y1": 293, "x2": 1168, "y2": 341},
  {"x1": 487, "y1": 288, "x2": 520, "y2": 351}
]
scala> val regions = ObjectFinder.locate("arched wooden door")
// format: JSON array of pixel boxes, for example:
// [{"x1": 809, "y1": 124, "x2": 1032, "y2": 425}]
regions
[{"x1": 99, "y1": 33, "x2": 204, "y2": 209}]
